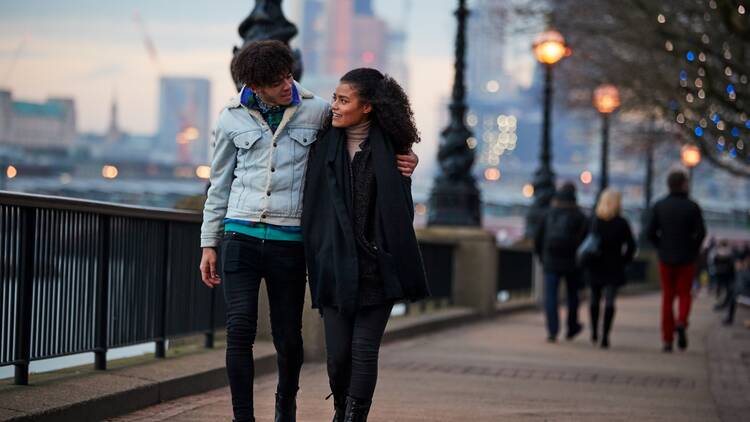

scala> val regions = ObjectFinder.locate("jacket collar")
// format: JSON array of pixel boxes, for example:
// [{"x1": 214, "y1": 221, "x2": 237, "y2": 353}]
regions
[{"x1": 226, "y1": 81, "x2": 313, "y2": 109}]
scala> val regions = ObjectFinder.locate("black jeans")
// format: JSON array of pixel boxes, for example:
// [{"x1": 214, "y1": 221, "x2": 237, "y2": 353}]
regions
[
  {"x1": 590, "y1": 283, "x2": 619, "y2": 310},
  {"x1": 322, "y1": 304, "x2": 393, "y2": 401},
  {"x1": 221, "y1": 232, "x2": 307, "y2": 422}
]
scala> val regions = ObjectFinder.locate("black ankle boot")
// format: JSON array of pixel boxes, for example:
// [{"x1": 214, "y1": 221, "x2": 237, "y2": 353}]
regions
[
  {"x1": 331, "y1": 392, "x2": 347, "y2": 422},
  {"x1": 590, "y1": 304, "x2": 600, "y2": 344},
  {"x1": 601, "y1": 307, "x2": 615, "y2": 349},
  {"x1": 675, "y1": 325, "x2": 688, "y2": 351},
  {"x1": 344, "y1": 396, "x2": 371, "y2": 422},
  {"x1": 275, "y1": 392, "x2": 297, "y2": 422}
]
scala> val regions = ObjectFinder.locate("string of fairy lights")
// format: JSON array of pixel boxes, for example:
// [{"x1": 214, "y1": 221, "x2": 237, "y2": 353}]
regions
[{"x1": 663, "y1": 0, "x2": 749, "y2": 164}]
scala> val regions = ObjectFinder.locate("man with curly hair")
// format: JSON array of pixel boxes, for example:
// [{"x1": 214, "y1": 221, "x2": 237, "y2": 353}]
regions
[{"x1": 199, "y1": 40, "x2": 417, "y2": 422}]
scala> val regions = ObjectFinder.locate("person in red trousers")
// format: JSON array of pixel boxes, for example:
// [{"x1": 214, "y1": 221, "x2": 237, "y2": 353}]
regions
[{"x1": 646, "y1": 170, "x2": 706, "y2": 352}]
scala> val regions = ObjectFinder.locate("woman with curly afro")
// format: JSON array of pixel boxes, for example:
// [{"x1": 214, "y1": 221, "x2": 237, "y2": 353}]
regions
[{"x1": 302, "y1": 68, "x2": 430, "y2": 421}]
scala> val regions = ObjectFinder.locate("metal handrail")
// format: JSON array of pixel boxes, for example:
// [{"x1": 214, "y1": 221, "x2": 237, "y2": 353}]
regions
[{"x1": 0, "y1": 191, "x2": 202, "y2": 222}]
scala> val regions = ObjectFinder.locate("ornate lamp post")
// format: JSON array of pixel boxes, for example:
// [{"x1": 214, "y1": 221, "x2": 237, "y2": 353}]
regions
[
  {"x1": 525, "y1": 29, "x2": 568, "y2": 238},
  {"x1": 593, "y1": 84, "x2": 620, "y2": 200},
  {"x1": 233, "y1": 0, "x2": 303, "y2": 89},
  {"x1": 427, "y1": 0, "x2": 481, "y2": 226},
  {"x1": 680, "y1": 144, "x2": 701, "y2": 191}
]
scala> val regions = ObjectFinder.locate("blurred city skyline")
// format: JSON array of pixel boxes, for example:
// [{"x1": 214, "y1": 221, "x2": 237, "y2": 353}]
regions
[
  {"x1": 0, "y1": 2, "x2": 533, "y2": 130},
  {"x1": 0, "y1": 0, "x2": 540, "y2": 179},
  {"x1": 1, "y1": 0, "x2": 748, "y2": 219}
]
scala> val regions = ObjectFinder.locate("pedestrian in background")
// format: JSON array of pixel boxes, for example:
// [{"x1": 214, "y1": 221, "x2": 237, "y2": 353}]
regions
[
  {"x1": 647, "y1": 170, "x2": 706, "y2": 352},
  {"x1": 724, "y1": 246, "x2": 750, "y2": 325},
  {"x1": 712, "y1": 239, "x2": 736, "y2": 311},
  {"x1": 584, "y1": 189, "x2": 636, "y2": 349},
  {"x1": 535, "y1": 182, "x2": 588, "y2": 342}
]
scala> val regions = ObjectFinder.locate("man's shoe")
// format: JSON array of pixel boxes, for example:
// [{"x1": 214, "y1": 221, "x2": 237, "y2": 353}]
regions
[
  {"x1": 662, "y1": 343, "x2": 673, "y2": 353},
  {"x1": 566, "y1": 324, "x2": 583, "y2": 340},
  {"x1": 675, "y1": 326, "x2": 688, "y2": 351},
  {"x1": 600, "y1": 337, "x2": 609, "y2": 349},
  {"x1": 275, "y1": 392, "x2": 297, "y2": 422}
]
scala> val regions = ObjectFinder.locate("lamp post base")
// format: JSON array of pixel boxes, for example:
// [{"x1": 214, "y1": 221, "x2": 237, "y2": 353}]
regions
[{"x1": 428, "y1": 180, "x2": 481, "y2": 227}]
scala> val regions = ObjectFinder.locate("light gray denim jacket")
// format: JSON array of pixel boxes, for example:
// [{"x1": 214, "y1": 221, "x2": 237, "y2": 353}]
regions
[{"x1": 200, "y1": 83, "x2": 330, "y2": 248}]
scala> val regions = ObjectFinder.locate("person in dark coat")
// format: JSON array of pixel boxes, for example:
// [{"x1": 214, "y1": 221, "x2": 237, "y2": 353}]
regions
[
  {"x1": 585, "y1": 189, "x2": 636, "y2": 349},
  {"x1": 711, "y1": 239, "x2": 736, "y2": 310},
  {"x1": 302, "y1": 68, "x2": 429, "y2": 421},
  {"x1": 534, "y1": 182, "x2": 588, "y2": 342},
  {"x1": 647, "y1": 170, "x2": 706, "y2": 352}
]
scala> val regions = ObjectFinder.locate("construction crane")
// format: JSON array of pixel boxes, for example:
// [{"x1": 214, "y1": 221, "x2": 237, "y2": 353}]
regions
[
  {"x1": 132, "y1": 12, "x2": 162, "y2": 73},
  {"x1": 3, "y1": 34, "x2": 30, "y2": 87}
]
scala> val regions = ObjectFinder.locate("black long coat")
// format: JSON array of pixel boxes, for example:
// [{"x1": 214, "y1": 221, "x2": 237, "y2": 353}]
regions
[
  {"x1": 586, "y1": 216, "x2": 636, "y2": 287},
  {"x1": 302, "y1": 123, "x2": 430, "y2": 315}
]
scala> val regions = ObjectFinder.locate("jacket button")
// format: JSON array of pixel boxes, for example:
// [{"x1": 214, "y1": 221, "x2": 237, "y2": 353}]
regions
[
  {"x1": 245, "y1": 141, "x2": 249, "y2": 146},
  {"x1": 373, "y1": 246, "x2": 378, "y2": 251},
  {"x1": 273, "y1": 143, "x2": 278, "y2": 147},
  {"x1": 266, "y1": 191, "x2": 271, "y2": 196},
  {"x1": 261, "y1": 213, "x2": 267, "y2": 219},
  {"x1": 271, "y1": 167, "x2": 275, "y2": 172}
]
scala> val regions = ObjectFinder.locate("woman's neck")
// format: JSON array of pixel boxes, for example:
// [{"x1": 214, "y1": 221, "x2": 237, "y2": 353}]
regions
[{"x1": 345, "y1": 120, "x2": 371, "y2": 159}]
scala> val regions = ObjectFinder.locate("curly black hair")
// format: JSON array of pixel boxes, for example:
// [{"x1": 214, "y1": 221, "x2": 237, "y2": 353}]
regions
[
  {"x1": 231, "y1": 40, "x2": 293, "y2": 87},
  {"x1": 339, "y1": 68, "x2": 420, "y2": 153}
]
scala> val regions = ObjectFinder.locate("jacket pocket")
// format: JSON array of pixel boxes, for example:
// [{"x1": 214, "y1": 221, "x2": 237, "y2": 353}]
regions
[
  {"x1": 232, "y1": 130, "x2": 263, "y2": 150},
  {"x1": 288, "y1": 128, "x2": 318, "y2": 147}
]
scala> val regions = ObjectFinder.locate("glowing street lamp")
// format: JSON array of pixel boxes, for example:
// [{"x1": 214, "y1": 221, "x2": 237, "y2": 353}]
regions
[
  {"x1": 593, "y1": 84, "x2": 620, "y2": 201},
  {"x1": 681, "y1": 144, "x2": 701, "y2": 190},
  {"x1": 526, "y1": 28, "x2": 569, "y2": 238},
  {"x1": 681, "y1": 144, "x2": 701, "y2": 168},
  {"x1": 533, "y1": 30, "x2": 567, "y2": 65}
]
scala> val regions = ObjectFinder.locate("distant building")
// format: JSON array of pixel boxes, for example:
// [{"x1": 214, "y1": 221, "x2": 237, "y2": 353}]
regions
[
  {"x1": 157, "y1": 77, "x2": 211, "y2": 164},
  {"x1": 298, "y1": 0, "x2": 407, "y2": 97},
  {"x1": 300, "y1": 0, "x2": 325, "y2": 76},
  {"x1": 0, "y1": 90, "x2": 76, "y2": 152},
  {"x1": 464, "y1": 2, "x2": 522, "y2": 176}
]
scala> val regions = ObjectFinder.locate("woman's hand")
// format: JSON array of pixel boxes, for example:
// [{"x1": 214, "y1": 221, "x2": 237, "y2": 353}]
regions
[
  {"x1": 199, "y1": 247, "x2": 221, "y2": 288},
  {"x1": 396, "y1": 149, "x2": 419, "y2": 177}
]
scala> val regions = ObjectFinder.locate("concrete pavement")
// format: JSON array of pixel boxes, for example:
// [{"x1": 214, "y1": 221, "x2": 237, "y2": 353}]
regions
[{"x1": 109, "y1": 292, "x2": 750, "y2": 421}]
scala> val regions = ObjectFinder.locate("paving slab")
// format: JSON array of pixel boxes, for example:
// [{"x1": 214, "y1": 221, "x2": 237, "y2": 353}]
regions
[{"x1": 110, "y1": 293, "x2": 748, "y2": 421}]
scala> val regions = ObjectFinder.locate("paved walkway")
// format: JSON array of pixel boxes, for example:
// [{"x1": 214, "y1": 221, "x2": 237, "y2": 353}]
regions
[{"x1": 110, "y1": 293, "x2": 750, "y2": 421}]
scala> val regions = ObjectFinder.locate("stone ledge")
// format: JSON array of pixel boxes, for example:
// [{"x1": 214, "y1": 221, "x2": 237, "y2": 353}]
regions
[{"x1": 0, "y1": 343, "x2": 277, "y2": 422}]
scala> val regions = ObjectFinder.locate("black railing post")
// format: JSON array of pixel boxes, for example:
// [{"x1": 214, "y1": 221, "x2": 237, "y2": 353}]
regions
[
  {"x1": 156, "y1": 221, "x2": 171, "y2": 358},
  {"x1": 205, "y1": 287, "x2": 215, "y2": 349},
  {"x1": 14, "y1": 207, "x2": 35, "y2": 385},
  {"x1": 94, "y1": 215, "x2": 110, "y2": 370}
]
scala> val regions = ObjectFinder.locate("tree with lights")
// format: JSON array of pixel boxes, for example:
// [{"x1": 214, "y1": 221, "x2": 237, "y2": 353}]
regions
[{"x1": 513, "y1": 0, "x2": 750, "y2": 176}]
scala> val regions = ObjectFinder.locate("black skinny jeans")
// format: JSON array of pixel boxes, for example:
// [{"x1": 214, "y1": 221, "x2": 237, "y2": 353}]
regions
[
  {"x1": 590, "y1": 283, "x2": 619, "y2": 310},
  {"x1": 221, "y1": 232, "x2": 307, "y2": 422},
  {"x1": 323, "y1": 304, "x2": 393, "y2": 401}
]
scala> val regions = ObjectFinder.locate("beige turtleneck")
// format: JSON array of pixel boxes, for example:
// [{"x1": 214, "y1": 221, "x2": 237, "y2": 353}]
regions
[{"x1": 345, "y1": 120, "x2": 371, "y2": 160}]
